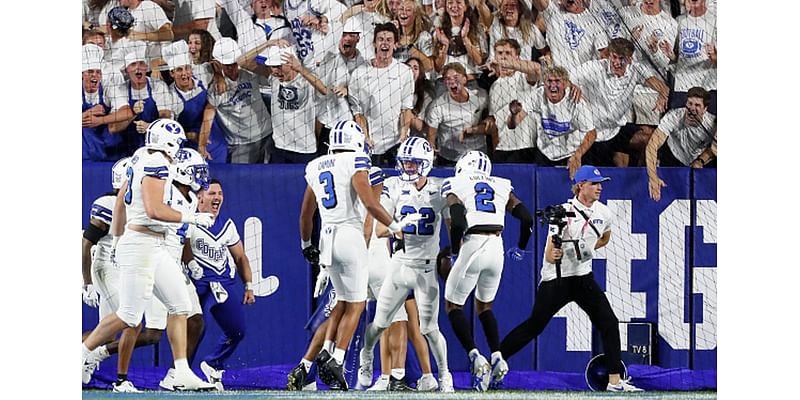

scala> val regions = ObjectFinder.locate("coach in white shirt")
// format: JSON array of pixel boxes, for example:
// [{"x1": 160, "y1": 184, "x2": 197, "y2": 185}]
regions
[{"x1": 348, "y1": 22, "x2": 414, "y2": 165}]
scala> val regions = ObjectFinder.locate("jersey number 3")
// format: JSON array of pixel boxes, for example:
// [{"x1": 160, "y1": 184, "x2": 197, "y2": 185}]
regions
[
  {"x1": 474, "y1": 182, "x2": 496, "y2": 213},
  {"x1": 124, "y1": 166, "x2": 134, "y2": 205},
  {"x1": 319, "y1": 171, "x2": 337, "y2": 209}
]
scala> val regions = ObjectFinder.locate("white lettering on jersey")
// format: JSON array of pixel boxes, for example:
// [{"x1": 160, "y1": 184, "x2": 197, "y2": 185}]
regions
[{"x1": 442, "y1": 174, "x2": 512, "y2": 228}]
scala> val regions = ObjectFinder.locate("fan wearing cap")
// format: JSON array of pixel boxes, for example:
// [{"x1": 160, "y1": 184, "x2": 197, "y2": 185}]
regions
[
  {"x1": 107, "y1": 42, "x2": 181, "y2": 157},
  {"x1": 201, "y1": 37, "x2": 290, "y2": 163},
  {"x1": 82, "y1": 44, "x2": 116, "y2": 161},
  {"x1": 102, "y1": 6, "x2": 138, "y2": 87},
  {"x1": 256, "y1": 46, "x2": 327, "y2": 164},
  {"x1": 162, "y1": 40, "x2": 228, "y2": 164},
  {"x1": 314, "y1": 17, "x2": 368, "y2": 155},
  {"x1": 497, "y1": 165, "x2": 644, "y2": 392}
]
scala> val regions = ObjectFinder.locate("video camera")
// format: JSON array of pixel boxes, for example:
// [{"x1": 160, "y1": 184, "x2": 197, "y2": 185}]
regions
[{"x1": 535, "y1": 204, "x2": 577, "y2": 282}]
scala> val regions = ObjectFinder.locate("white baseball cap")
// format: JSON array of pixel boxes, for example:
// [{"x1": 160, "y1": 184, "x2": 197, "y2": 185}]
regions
[
  {"x1": 162, "y1": 40, "x2": 192, "y2": 70},
  {"x1": 342, "y1": 18, "x2": 363, "y2": 34},
  {"x1": 255, "y1": 46, "x2": 294, "y2": 67},
  {"x1": 212, "y1": 37, "x2": 242, "y2": 65},
  {"x1": 82, "y1": 44, "x2": 104, "y2": 72}
]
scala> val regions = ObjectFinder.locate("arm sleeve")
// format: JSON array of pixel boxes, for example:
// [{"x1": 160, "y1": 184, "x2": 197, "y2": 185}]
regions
[
  {"x1": 449, "y1": 202, "x2": 467, "y2": 253},
  {"x1": 511, "y1": 201, "x2": 534, "y2": 249}
]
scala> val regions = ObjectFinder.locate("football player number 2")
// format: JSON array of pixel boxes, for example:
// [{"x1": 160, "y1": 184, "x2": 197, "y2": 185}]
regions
[
  {"x1": 474, "y1": 182, "x2": 496, "y2": 213},
  {"x1": 319, "y1": 171, "x2": 337, "y2": 209}
]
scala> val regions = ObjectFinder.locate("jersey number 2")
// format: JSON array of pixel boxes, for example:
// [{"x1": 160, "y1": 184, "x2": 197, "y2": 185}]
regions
[
  {"x1": 319, "y1": 171, "x2": 337, "y2": 209},
  {"x1": 474, "y1": 182, "x2": 496, "y2": 213}
]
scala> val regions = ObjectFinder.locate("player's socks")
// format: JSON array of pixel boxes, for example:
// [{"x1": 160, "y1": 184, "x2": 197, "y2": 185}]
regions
[
  {"x1": 447, "y1": 308, "x2": 477, "y2": 352},
  {"x1": 391, "y1": 368, "x2": 405, "y2": 380},
  {"x1": 301, "y1": 358, "x2": 313, "y2": 372},
  {"x1": 324, "y1": 340, "x2": 335, "y2": 354},
  {"x1": 332, "y1": 348, "x2": 346, "y2": 364},
  {"x1": 478, "y1": 310, "x2": 500, "y2": 352}
]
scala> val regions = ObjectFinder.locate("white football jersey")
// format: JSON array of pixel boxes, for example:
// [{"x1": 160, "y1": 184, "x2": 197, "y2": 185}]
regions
[
  {"x1": 189, "y1": 215, "x2": 241, "y2": 281},
  {"x1": 381, "y1": 176, "x2": 449, "y2": 261},
  {"x1": 124, "y1": 147, "x2": 174, "y2": 233},
  {"x1": 442, "y1": 174, "x2": 512, "y2": 229},
  {"x1": 163, "y1": 183, "x2": 198, "y2": 259},
  {"x1": 355, "y1": 166, "x2": 386, "y2": 222},
  {"x1": 89, "y1": 194, "x2": 116, "y2": 263},
  {"x1": 305, "y1": 151, "x2": 372, "y2": 230}
]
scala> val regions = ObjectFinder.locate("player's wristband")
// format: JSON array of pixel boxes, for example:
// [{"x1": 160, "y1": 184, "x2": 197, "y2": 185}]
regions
[
  {"x1": 244, "y1": 282, "x2": 253, "y2": 291},
  {"x1": 301, "y1": 239, "x2": 312, "y2": 249},
  {"x1": 387, "y1": 221, "x2": 401, "y2": 234}
]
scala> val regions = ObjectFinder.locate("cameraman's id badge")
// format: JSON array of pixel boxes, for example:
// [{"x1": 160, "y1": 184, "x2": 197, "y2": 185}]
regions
[{"x1": 319, "y1": 225, "x2": 336, "y2": 267}]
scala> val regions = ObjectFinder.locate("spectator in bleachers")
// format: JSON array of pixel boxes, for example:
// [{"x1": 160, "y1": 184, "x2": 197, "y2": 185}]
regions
[
  {"x1": 314, "y1": 19, "x2": 367, "y2": 155},
  {"x1": 281, "y1": 0, "x2": 330, "y2": 68},
  {"x1": 569, "y1": 38, "x2": 669, "y2": 167},
  {"x1": 425, "y1": 62, "x2": 491, "y2": 166},
  {"x1": 187, "y1": 28, "x2": 216, "y2": 85},
  {"x1": 393, "y1": 0, "x2": 435, "y2": 72},
  {"x1": 531, "y1": 0, "x2": 607, "y2": 70},
  {"x1": 488, "y1": 0, "x2": 546, "y2": 62},
  {"x1": 484, "y1": 39, "x2": 541, "y2": 164},
  {"x1": 219, "y1": 0, "x2": 295, "y2": 55},
  {"x1": 587, "y1": 0, "x2": 626, "y2": 40},
  {"x1": 108, "y1": 42, "x2": 179, "y2": 157},
  {"x1": 172, "y1": 0, "x2": 222, "y2": 41},
  {"x1": 348, "y1": 22, "x2": 414, "y2": 166},
  {"x1": 104, "y1": 6, "x2": 138, "y2": 86},
  {"x1": 201, "y1": 37, "x2": 276, "y2": 163},
  {"x1": 405, "y1": 57, "x2": 437, "y2": 138},
  {"x1": 83, "y1": 0, "x2": 117, "y2": 31},
  {"x1": 101, "y1": 0, "x2": 174, "y2": 70},
  {"x1": 305, "y1": 0, "x2": 348, "y2": 66},
  {"x1": 163, "y1": 40, "x2": 228, "y2": 163},
  {"x1": 340, "y1": 0, "x2": 391, "y2": 63},
  {"x1": 620, "y1": 0, "x2": 678, "y2": 127},
  {"x1": 82, "y1": 44, "x2": 116, "y2": 161},
  {"x1": 432, "y1": 0, "x2": 487, "y2": 89},
  {"x1": 663, "y1": 0, "x2": 716, "y2": 114},
  {"x1": 645, "y1": 86, "x2": 716, "y2": 201},
  {"x1": 260, "y1": 46, "x2": 328, "y2": 164},
  {"x1": 522, "y1": 66, "x2": 596, "y2": 178}
]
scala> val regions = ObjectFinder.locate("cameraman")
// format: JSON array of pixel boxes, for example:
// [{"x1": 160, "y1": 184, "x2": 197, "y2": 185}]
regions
[{"x1": 497, "y1": 165, "x2": 643, "y2": 392}]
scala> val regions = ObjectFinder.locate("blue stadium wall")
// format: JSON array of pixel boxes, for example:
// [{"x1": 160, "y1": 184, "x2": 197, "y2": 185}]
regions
[{"x1": 81, "y1": 163, "x2": 716, "y2": 376}]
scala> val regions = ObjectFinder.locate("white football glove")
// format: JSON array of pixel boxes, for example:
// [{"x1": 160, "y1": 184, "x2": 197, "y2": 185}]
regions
[
  {"x1": 313, "y1": 267, "x2": 330, "y2": 298},
  {"x1": 185, "y1": 260, "x2": 204, "y2": 280},
  {"x1": 82, "y1": 284, "x2": 99, "y2": 308},
  {"x1": 182, "y1": 212, "x2": 215, "y2": 228},
  {"x1": 399, "y1": 212, "x2": 425, "y2": 229},
  {"x1": 110, "y1": 236, "x2": 120, "y2": 267}
]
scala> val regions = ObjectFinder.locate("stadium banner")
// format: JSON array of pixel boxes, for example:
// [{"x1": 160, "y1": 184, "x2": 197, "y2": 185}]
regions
[
  {"x1": 691, "y1": 169, "x2": 717, "y2": 370},
  {"x1": 82, "y1": 163, "x2": 716, "y2": 374}
]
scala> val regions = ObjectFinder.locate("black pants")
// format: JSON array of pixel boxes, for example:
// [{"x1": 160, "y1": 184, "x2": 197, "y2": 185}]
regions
[{"x1": 499, "y1": 273, "x2": 623, "y2": 375}]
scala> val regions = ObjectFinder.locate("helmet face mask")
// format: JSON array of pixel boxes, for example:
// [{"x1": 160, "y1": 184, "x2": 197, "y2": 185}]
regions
[
  {"x1": 174, "y1": 148, "x2": 209, "y2": 192},
  {"x1": 455, "y1": 150, "x2": 492, "y2": 177},
  {"x1": 396, "y1": 137, "x2": 433, "y2": 182},
  {"x1": 329, "y1": 120, "x2": 365, "y2": 153},
  {"x1": 111, "y1": 156, "x2": 132, "y2": 190},
  {"x1": 145, "y1": 118, "x2": 187, "y2": 161}
]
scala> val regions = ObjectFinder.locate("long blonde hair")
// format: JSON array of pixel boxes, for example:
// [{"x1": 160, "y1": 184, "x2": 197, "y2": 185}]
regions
[
  {"x1": 495, "y1": 0, "x2": 536, "y2": 43},
  {"x1": 398, "y1": 0, "x2": 432, "y2": 46}
]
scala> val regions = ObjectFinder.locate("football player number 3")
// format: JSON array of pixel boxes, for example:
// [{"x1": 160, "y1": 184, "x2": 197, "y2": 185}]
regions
[
  {"x1": 124, "y1": 166, "x2": 134, "y2": 205},
  {"x1": 319, "y1": 171, "x2": 337, "y2": 209},
  {"x1": 474, "y1": 182, "x2": 496, "y2": 213}
]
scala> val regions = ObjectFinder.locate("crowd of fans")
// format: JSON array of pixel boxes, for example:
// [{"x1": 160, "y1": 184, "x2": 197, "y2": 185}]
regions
[{"x1": 82, "y1": 0, "x2": 717, "y2": 175}]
